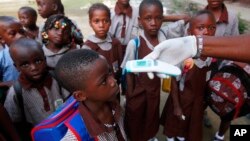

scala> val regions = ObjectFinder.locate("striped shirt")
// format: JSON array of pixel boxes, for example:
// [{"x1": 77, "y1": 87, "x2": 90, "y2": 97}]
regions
[{"x1": 4, "y1": 78, "x2": 70, "y2": 125}]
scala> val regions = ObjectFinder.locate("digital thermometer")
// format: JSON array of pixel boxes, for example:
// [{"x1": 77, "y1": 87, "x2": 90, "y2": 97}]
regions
[{"x1": 125, "y1": 59, "x2": 181, "y2": 77}]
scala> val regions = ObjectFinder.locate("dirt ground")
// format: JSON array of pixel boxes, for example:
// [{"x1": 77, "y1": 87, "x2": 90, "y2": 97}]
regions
[{"x1": 1, "y1": 0, "x2": 250, "y2": 141}]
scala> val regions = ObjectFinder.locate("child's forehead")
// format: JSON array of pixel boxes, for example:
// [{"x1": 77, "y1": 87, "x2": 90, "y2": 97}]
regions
[
  {"x1": 40, "y1": 0, "x2": 54, "y2": 3},
  {"x1": 0, "y1": 21, "x2": 21, "y2": 30},
  {"x1": 193, "y1": 14, "x2": 215, "y2": 23},
  {"x1": 19, "y1": 9, "x2": 31, "y2": 15},
  {"x1": 13, "y1": 46, "x2": 44, "y2": 58},
  {"x1": 140, "y1": 4, "x2": 162, "y2": 16}
]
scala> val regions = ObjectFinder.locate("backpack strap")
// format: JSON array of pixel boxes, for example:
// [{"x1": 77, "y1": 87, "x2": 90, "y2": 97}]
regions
[
  {"x1": 211, "y1": 65, "x2": 250, "y2": 119},
  {"x1": 121, "y1": 37, "x2": 140, "y2": 93},
  {"x1": 13, "y1": 81, "x2": 27, "y2": 122},
  {"x1": 221, "y1": 65, "x2": 250, "y2": 96},
  {"x1": 133, "y1": 36, "x2": 140, "y2": 59}
]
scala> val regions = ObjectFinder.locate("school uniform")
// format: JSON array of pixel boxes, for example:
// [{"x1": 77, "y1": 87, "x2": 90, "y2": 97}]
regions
[
  {"x1": 61, "y1": 101, "x2": 127, "y2": 141},
  {"x1": 109, "y1": 2, "x2": 140, "y2": 53},
  {"x1": 205, "y1": 4, "x2": 239, "y2": 37},
  {"x1": 84, "y1": 34, "x2": 123, "y2": 83},
  {"x1": 0, "y1": 46, "x2": 19, "y2": 82},
  {"x1": 42, "y1": 45, "x2": 71, "y2": 69},
  {"x1": 205, "y1": 4, "x2": 239, "y2": 76},
  {"x1": 121, "y1": 30, "x2": 170, "y2": 141},
  {"x1": 160, "y1": 58, "x2": 212, "y2": 141},
  {"x1": 4, "y1": 72, "x2": 70, "y2": 125}
]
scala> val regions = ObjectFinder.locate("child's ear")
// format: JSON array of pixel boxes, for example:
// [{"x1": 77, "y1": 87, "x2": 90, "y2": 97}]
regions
[
  {"x1": 52, "y1": 4, "x2": 58, "y2": 12},
  {"x1": 138, "y1": 17, "x2": 142, "y2": 28},
  {"x1": 73, "y1": 90, "x2": 87, "y2": 101},
  {"x1": 0, "y1": 36, "x2": 5, "y2": 45}
]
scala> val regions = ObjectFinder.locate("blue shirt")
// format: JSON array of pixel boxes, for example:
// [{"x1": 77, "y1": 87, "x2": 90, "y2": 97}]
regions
[{"x1": 0, "y1": 47, "x2": 19, "y2": 82}]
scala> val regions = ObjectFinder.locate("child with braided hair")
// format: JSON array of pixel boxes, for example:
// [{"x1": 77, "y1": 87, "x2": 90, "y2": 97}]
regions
[
  {"x1": 41, "y1": 14, "x2": 83, "y2": 69},
  {"x1": 35, "y1": 0, "x2": 83, "y2": 44}
]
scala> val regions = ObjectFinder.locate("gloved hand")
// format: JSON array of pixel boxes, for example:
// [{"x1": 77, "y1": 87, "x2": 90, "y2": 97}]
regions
[{"x1": 144, "y1": 36, "x2": 198, "y2": 79}]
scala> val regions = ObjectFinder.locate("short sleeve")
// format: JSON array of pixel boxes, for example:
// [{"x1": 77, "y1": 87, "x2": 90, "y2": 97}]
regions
[
  {"x1": 120, "y1": 39, "x2": 137, "y2": 68},
  {"x1": 161, "y1": 20, "x2": 185, "y2": 39},
  {"x1": 4, "y1": 86, "x2": 22, "y2": 122}
]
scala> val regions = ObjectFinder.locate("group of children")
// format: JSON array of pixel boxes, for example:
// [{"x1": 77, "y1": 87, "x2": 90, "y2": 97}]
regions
[{"x1": 0, "y1": 0, "x2": 243, "y2": 141}]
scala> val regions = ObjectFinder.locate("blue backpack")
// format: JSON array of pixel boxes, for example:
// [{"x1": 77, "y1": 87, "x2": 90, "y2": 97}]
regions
[{"x1": 31, "y1": 96, "x2": 94, "y2": 141}]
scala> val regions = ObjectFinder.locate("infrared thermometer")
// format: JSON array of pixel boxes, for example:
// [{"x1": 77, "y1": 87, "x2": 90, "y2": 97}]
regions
[{"x1": 125, "y1": 59, "x2": 181, "y2": 77}]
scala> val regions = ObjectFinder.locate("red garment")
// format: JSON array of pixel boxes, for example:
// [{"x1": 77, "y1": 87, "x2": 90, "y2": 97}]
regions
[
  {"x1": 160, "y1": 65, "x2": 209, "y2": 141},
  {"x1": 114, "y1": 2, "x2": 132, "y2": 38},
  {"x1": 125, "y1": 37, "x2": 161, "y2": 141},
  {"x1": 114, "y1": 2, "x2": 132, "y2": 18},
  {"x1": 205, "y1": 3, "x2": 229, "y2": 24},
  {"x1": 84, "y1": 38, "x2": 123, "y2": 84}
]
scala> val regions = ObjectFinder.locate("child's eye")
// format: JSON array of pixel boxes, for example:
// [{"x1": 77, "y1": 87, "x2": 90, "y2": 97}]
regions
[
  {"x1": 35, "y1": 59, "x2": 43, "y2": 64},
  {"x1": 20, "y1": 63, "x2": 30, "y2": 68},
  {"x1": 93, "y1": 19, "x2": 100, "y2": 24},
  {"x1": 208, "y1": 26, "x2": 216, "y2": 31},
  {"x1": 145, "y1": 17, "x2": 152, "y2": 22},
  {"x1": 8, "y1": 31, "x2": 16, "y2": 37},
  {"x1": 101, "y1": 68, "x2": 113, "y2": 85},
  {"x1": 104, "y1": 19, "x2": 110, "y2": 24},
  {"x1": 101, "y1": 76, "x2": 108, "y2": 85},
  {"x1": 197, "y1": 26, "x2": 205, "y2": 30},
  {"x1": 156, "y1": 16, "x2": 163, "y2": 21},
  {"x1": 19, "y1": 28, "x2": 25, "y2": 35}
]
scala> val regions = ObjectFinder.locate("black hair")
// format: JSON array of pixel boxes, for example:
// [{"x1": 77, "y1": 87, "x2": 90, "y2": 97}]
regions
[
  {"x1": 51, "y1": 0, "x2": 64, "y2": 15},
  {"x1": 139, "y1": 0, "x2": 163, "y2": 16},
  {"x1": 55, "y1": 49, "x2": 100, "y2": 92},
  {"x1": 88, "y1": 3, "x2": 111, "y2": 19},
  {"x1": 189, "y1": 10, "x2": 216, "y2": 28},
  {"x1": 0, "y1": 16, "x2": 17, "y2": 25},
  {"x1": 42, "y1": 14, "x2": 83, "y2": 46},
  {"x1": 9, "y1": 38, "x2": 44, "y2": 59},
  {"x1": 18, "y1": 6, "x2": 37, "y2": 19}
]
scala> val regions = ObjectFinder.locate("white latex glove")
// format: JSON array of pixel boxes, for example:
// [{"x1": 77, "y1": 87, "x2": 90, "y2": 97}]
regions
[{"x1": 144, "y1": 36, "x2": 197, "y2": 79}]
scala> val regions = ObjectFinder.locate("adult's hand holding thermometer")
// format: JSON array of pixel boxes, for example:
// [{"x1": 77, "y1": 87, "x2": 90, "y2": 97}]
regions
[{"x1": 125, "y1": 59, "x2": 181, "y2": 78}]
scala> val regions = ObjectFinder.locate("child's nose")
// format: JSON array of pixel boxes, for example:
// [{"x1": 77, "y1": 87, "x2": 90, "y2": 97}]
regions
[
  {"x1": 98, "y1": 22, "x2": 104, "y2": 27},
  {"x1": 109, "y1": 76, "x2": 117, "y2": 87},
  {"x1": 30, "y1": 64, "x2": 37, "y2": 71},
  {"x1": 203, "y1": 28, "x2": 208, "y2": 35},
  {"x1": 16, "y1": 33, "x2": 24, "y2": 40},
  {"x1": 151, "y1": 19, "x2": 157, "y2": 25}
]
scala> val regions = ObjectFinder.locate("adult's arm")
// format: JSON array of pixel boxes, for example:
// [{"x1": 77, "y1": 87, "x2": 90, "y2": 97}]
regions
[
  {"x1": 201, "y1": 35, "x2": 250, "y2": 63},
  {"x1": 142, "y1": 35, "x2": 250, "y2": 78}
]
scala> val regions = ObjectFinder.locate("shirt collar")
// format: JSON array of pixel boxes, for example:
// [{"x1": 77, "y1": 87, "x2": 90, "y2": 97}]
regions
[
  {"x1": 205, "y1": 3, "x2": 228, "y2": 23},
  {"x1": 78, "y1": 101, "x2": 122, "y2": 137},
  {"x1": 18, "y1": 71, "x2": 52, "y2": 90},
  {"x1": 87, "y1": 34, "x2": 112, "y2": 44},
  {"x1": 42, "y1": 45, "x2": 70, "y2": 56},
  {"x1": 114, "y1": 2, "x2": 132, "y2": 18}
]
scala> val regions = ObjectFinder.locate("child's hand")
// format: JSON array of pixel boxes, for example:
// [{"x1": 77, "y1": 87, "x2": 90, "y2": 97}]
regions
[
  {"x1": 182, "y1": 58, "x2": 194, "y2": 73},
  {"x1": 173, "y1": 106, "x2": 184, "y2": 120}
]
